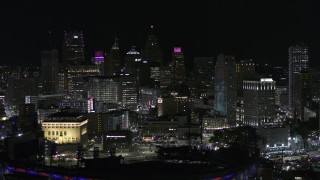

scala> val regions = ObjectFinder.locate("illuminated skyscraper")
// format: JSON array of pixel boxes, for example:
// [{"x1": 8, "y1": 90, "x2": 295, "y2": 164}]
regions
[
  {"x1": 67, "y1": 65, "x2": 100, "y2": 94},
  {"x1": 214, "y1": 54, "x2": 237, "y2": 127},
  {"x1": 124, "y1": 46, "x2": 141, "y2": 76},
  {"x1": 41, "y1": 49, "x2": 59, "y2": 95},
  {"x1": 288, "y1": 43, "x2": 309, "y2": 111},
  {"x1": 171, "y1": 47, "x2": 186, "y2": 85},
  {"x1": 143, "y1": 26, "x2": 163, "y2": 87},
  {"x1": 84, "y1": 76, "x2": 120, "y2": 112},
  {"x1": 243, "y1": 78, "x2": 276, "y2": 127},
  {"x1": 91, "y1": 51, "x2": 104, "y2": 65},
  {"x1": 63, "y1": 31, "x2": 85, "y2": 65}
]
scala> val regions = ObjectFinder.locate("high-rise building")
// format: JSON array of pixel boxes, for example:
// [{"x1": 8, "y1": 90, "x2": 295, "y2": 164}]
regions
[
  {"x1": 137, "y1": 60, "x2": 152, "y2": 87},
  {"x1": 107, "y1": 38, "x2": 122, "y2": 75},
  {"x1": 124, "y1": 46, "x2": 141, "y2": 76},
  {"x1": 63, "y1": 31, "x2": 85, "y2": 65},
  {"x1": 171, "y1": 47, "x2": 186, "y2": 86},
  {"x1": 143, "y1": 26, "x2": 163, "y2": 87},
  {"x1": 214, "y1": 54, "x2": 237, "y2": 127},
  {"x1": 293, "y1": 72, "x2": 313, "y2": 121},
  {"x1": 67, "y1": 65, "x2": 101, "y2": 94},
  {"x1": 288, "y1": 43, "x2": 309, "y2": 110},
  {"x1": 84, "y1": 76, "x2": 120, "y2": 109},
  {"x1": 236, "y1": 59, "x2": 255, "y2": 97},
  {"x1": 193, "y1": 57, "x2": 215, "y2": 87},
  {"x1": 104, "y1": 51, "x2": 113, "y2": 76},
  {"x1": 118, "y1": 73, "x2": 138, "y2": 111},
  {"x1": 41, "y1": 49, "x2": 59, "y2": 95},
  {"x1": 84, "y1": 74, "x2": 138, "y2": 111},
  {"x1": 243, "y1": 78, "x2": 276, "y2": 127},
  {"x1": 160, "y1": 65, "x2": 172, "y2": 89}
]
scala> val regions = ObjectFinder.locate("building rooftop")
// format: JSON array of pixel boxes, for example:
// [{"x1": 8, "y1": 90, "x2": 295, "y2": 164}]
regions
[{"x1": 43, "y1": 112, "x2": 87, "y2": 122}]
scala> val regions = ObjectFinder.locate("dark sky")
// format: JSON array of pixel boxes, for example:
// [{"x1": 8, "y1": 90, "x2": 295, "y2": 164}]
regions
[{"x1": 0, "y1": 1, "x2": 319, "y2": 68}]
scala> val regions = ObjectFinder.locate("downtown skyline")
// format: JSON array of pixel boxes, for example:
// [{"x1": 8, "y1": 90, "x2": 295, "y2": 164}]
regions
[{"x1": 0, "y1": 1, "x2": 320, "y2": 67}]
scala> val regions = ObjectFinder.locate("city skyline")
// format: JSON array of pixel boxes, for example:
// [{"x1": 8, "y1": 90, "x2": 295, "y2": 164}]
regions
[{"x1": 1, "y1": 1, "x2": 320, "y2": 67}]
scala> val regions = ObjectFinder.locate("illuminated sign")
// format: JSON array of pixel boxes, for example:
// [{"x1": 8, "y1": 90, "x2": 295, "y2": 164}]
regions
[
  {"x1": 106, "y1": 135, "x2": 126, "y2": 138},
  {"x1": 73, "y1": 36, "x2": 78, "y2": 39},
  {"x1": 260, "y1": 78, "x2": 273, "y2": 82}
]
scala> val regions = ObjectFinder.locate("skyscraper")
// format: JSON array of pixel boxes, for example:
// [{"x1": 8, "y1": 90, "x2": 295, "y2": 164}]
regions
[
  {"x1": 193, "y1": 57, "x2": 215, "y2": 87},
  {"x1": 107, "y1": 38, "x2": 122, "y2": 75},
  {"x1": 214, "y1": 54, "x2": 237, "y2": 127},
  {"x1": 41, "y1": 49, "x2": 59, "y2": 95},
  {"x1": 236, "y1": 59, "x2": 255, "y2": 97},
  {"x1": 124, "y1": 46, "x2": 141, "y2": 76},
  {"x1": 293, "y1": 72, "x2": 313, "y2": 121},
  {"x1": 243, "y1": 78, "x2": 276, "y2": 127},
  {"x1": 84, "y1": 76, "x2": 120, "y2": 112},
  {"x1": 63, "y1": 31, "x2": 85, "y2": 65},
  {"x1": 143, "y1": 26, "x2": 163, "y2": 87},
  {"x1": 171, "y1": 47, "x2": 186, "y2": 86},
  {"x1": 67, "y1": 65, "x2": 100, "y2": 94},
  {"x1": 288, "y1": 43, "x2": 309, "y2": 111}
]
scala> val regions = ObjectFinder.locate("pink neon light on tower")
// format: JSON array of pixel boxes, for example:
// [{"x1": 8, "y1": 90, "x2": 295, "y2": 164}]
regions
[
  {"x1": 94, "y1": 51, "x2": 104, "y2": 62},
  {"x1": 174, "y1": 47, "x2": 181, "y2": 53},
  {"x1": 95, "y1": 51, "x2": 103, "y2": 57}
]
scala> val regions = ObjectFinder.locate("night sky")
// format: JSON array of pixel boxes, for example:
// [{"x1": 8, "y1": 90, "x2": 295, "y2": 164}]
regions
[{"x1": 0, "y1": 1, "x2": 319, "y2": 68}]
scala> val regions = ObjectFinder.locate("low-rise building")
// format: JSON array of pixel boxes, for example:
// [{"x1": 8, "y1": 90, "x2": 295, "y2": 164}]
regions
[{"x1": 42, "y1": 112, "x2": 88, "y2": 147}]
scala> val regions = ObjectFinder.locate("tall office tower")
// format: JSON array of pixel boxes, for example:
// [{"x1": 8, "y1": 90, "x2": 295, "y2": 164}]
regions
[
  {"x1": 288, "y1": 43, "x2": 309, "y2": 111},
  {"x1": 63, "y1": 31, "x2": 85, "y2": 65},
  {"x1": 160, "y1": 65, "x2": 172, "y2": 89},
  {"x1": 41, "y1": 49, "x2": 59, "y2": 95},
  {"x1": 57, "y1": 65, "x2": 68, "y2": 93},
  {"x1": 104, "y1": 51, "x2": 113, "y2": 76},
  {"x1": 193, "y1": 57, "x2": 215, "y2": 87},
  {"x1": 214, "y1": 54, "x2": 237, "y2": 127},
  {"x1": 84, "y1": 76, "x2": 120, "y2": 112},
  {"x1": 143, "y1": 26, "x2": 163, "y2": 87},
  {"x1": 117, "y1": 73, "x2": 138, "y2": 111},
  {"x1": 171, "y1": 47, "x2": 186, "y2": 86},
  {"x1": 19, "y1": 103, "x2": 37, "y2": 134},
  {"x1": 67, "y1": 65, "x2": 101, "y2": 94},
  {"x1": 236, "y1": 59, "x2": 255, "y2": 97},
  {"x1": 107, "y1": 38, "x2": 122, "y2": 75},
  {"x1": 243, "y1": 78, "x2": 276, "y2": 127},
  {"x1": 124, "y1": 46, "x2": 141, "y2": 76},
  {"x1": 293, "y1": 72, "x2": 313, "y2": 121},
  {"x1": 137, "y1": 60, "x2": 152, "y2": 87},
  {"x1": 91, "y1": 51, "x2": 105, "y2": 76}
]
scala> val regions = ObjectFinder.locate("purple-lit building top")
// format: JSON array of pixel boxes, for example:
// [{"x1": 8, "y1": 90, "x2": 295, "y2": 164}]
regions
[
  {"x1": 174, "y1": 47, "x2": 181, "y2": 53},
  {"x1": 94, "y1": 51, "x2": 104, "y2": 62},
  {"x1": 91, "y1": 51, "x2": 105, "y2": 65}
]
